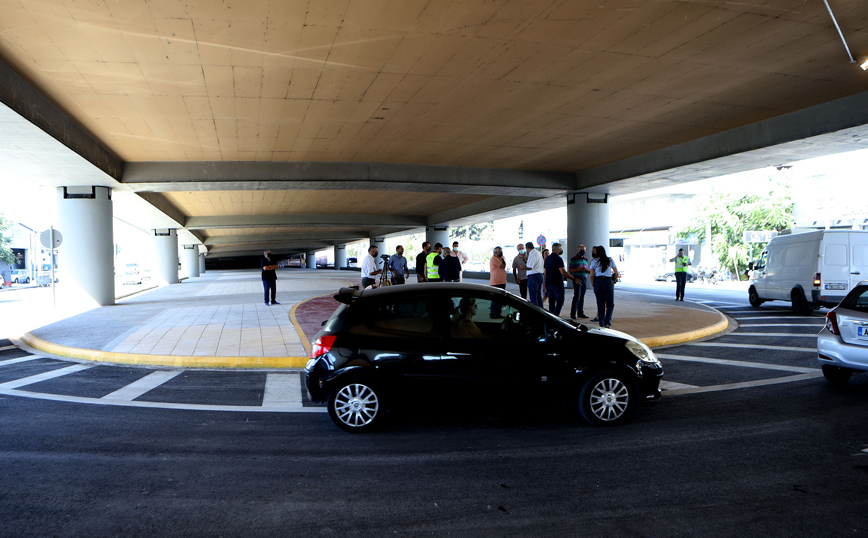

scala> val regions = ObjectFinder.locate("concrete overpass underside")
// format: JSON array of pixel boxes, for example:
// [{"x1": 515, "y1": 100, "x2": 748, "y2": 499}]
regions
[{"x1": 0, "y1": 0, "x2": 867, "y2": 258}]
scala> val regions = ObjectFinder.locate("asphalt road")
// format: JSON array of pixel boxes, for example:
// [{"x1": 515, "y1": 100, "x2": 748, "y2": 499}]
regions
[{"x1": 1, "y1": 282, "x2": 867, "y2": 537}]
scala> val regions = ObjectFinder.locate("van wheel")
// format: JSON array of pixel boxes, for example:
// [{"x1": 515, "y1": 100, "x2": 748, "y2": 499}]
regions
[
  {"x1": 822, "y1": 365, "x2": 853, "y2": 385},
  {"x1": 791, "y1": 289, "x2": 813, "y2": 315},
  {"x1": 748, "y1": 287, "x2": 763, "y2": 307}
]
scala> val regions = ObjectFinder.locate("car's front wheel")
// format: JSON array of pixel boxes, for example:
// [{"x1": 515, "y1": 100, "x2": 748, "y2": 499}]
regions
[
  {"x1": 748, "y1": 287, "x2": 763, "y2": 308},
  {"x1": 822, "y1": 365, "x2": 853, "y2": 385},
  {"x1": 578, "y1": 370, "x2": 637, "y2": 426},
  {"x1": 327, "y1": 379, "x2": 383, "y2": 433}
]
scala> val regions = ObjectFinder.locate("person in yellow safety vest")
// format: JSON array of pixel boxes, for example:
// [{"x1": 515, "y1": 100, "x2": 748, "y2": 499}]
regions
[
  {"x1": 426, "y1": 243, "x2": 443, "y2": 282},
  {"x1": 668, "y1": 248, "x2": 692, "y2": 301}
]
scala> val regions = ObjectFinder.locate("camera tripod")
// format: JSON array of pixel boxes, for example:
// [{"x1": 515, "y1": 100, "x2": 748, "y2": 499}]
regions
[{"x1": 377, "y1": 258, "x2": 392, "y2": 287}]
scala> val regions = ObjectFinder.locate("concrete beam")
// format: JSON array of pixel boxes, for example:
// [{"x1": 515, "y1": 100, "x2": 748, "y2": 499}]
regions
[
  {"x1": 134, "y1": 192, "x2": 187, "y2": 227},
  {"x1": 577, "y1": 90, "x2": 868, "y2": 195},
  {"x1": 204, "y1": 232, "x2": 367, "y2": 246},
  {"x1": 0, "y1": 58, "x2": 123, "y2": 181},
  {"x1": 207, "y1": 242, "x2": 333, "y2": 255},
  {"x1": 185, "y1": 214, "x2": 427, "y2": 230},
  {"x1": 122, "y1": 162, "x2": 575, "y2": 197}
]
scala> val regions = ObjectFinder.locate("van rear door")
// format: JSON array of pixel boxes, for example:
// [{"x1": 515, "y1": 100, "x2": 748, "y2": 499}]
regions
[
  {"x1": 820, "y1": 236, "x2": 849, "y2": 303},
  {"x1": 850, "y1": 233, "x2": 868, "y2": 290}
]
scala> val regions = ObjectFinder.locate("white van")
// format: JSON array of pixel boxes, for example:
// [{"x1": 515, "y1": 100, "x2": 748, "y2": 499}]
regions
[{"x1": 748, "y1": 230, "x2": 868, "y2": 313}]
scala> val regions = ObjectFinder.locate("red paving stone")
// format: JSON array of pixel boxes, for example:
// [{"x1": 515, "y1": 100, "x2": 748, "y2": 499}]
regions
[{"x1": 295, "y1": 294, "x2": 342, "y2": 342}]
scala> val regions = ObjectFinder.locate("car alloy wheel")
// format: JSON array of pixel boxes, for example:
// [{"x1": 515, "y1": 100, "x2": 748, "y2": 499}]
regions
[
  {"x1": 328, "y1": 381, "x2": 382, "y2": 432},
  {"x1": 579, "y1": 370, "x2": 636, "y2": 426}
]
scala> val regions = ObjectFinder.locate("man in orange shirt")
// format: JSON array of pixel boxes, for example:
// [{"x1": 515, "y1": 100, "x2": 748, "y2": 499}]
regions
[{"x1": 489, "y1": 246, "x2": 507, "y2": 318}]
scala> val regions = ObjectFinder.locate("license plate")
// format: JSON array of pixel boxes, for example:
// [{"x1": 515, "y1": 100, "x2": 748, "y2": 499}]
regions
[
  {"x1": 859, "y1": 327, "x2": 868, "y2": 337},
  {"x1": 825, "y1": 283, "x2": 847, "y2": 290}
]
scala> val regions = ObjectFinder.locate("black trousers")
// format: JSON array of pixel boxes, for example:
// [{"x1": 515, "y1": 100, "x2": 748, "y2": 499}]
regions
[
  {"x1": 675, "y1": 272, "x2": 687, "y2": 299},
  {"x1": 262, "y1": 280, "x2": 276, "y2": 304},
  {"x1": 518, "y1": 279, "x2": 528, "y2": 299}
]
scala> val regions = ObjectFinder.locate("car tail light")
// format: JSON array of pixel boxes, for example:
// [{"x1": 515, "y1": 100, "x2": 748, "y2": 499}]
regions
[
  {"x1": 310, "y1": 335, "x2": 337, "y2": 359},
  {"x1": 825, "y1": 311, "x2": 840, "y2": 335},
  {"x1": 813, "y1": 273, "x2": 821, "y2": 287}
]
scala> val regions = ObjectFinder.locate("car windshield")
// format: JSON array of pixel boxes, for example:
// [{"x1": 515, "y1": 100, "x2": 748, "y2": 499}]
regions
[{"x1": 840, "y1": 285, "x2": 868, "y2": 313}]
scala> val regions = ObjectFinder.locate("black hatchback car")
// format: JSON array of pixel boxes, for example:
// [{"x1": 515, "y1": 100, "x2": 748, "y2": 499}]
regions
[{"x1": 305, "y1": 283, "x2": 663, "y2": 432}]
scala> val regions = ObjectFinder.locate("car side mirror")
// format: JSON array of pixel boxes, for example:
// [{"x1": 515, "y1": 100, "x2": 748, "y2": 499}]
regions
[
  {"x1": 321, "y1": 320, "x2": 328, "y2": 326},
  {"x1": 748, "y1": 262, "x2": 754, "y2": 270}
]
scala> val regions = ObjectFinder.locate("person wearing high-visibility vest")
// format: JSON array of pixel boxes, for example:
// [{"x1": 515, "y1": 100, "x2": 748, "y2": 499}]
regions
[
  {"x1": 426, "y1": 243, "x2": 443, "y2": 282},
  {"x1": 669, "y1": 248, "x2": 692, "y2": 301}
]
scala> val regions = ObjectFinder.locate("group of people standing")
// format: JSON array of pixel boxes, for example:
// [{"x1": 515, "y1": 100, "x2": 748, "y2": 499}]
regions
[
  {"x1": 358, "y1": 239, "x2": 619, "y2": 329},
  {"x1": 510, "y1": 242, "x2": 618, "y2": 328}
]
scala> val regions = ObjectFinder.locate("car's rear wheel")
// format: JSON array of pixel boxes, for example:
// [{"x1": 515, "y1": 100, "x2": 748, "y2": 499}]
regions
[
  {"x1": 791, "y1": 288, "x2": 813, "y2": 315},
  {"x1": 327, "y1": 379, "x2": 383, "y2": 433},
  {"x1": 748, "y1": 287, "x2": 763, "y2": 308},
  {"x1": 822, "y1": 365, "x2": 853, "y2": 385},
  {"x1": 666, "y1": 275, "x2": 674, "y2": 282},
  {"x1": 578, "y1": 370, "x2": 637, "y2": 426}
]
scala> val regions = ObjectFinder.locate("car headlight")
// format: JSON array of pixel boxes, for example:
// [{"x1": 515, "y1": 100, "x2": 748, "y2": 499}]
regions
[{"x1": 625, "y1": 340, "x2": 660, "y2": 366}]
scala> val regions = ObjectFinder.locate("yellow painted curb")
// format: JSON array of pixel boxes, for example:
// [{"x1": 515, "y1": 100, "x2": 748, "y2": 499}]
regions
[
  {"x1": 20, "y1": 332, "x2": 308, "y2": 369},
  {"x1": 640, "y1": 309, "x2": 730, "y2": 348}
]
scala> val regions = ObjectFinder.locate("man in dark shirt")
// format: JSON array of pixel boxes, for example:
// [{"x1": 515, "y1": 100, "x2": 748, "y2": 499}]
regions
[
  {"x1": 261, "y1": 249, "x2": 279, "y2": 305},
  {"x1": 415, "y1": 242, "x2": 430, "y2": 283},
  {"x1": 544, "y1": 242, "x2": 572, "y2": 316},
  {"x1": 438, "y1": 247, "x2": 462, "y2": 282}
]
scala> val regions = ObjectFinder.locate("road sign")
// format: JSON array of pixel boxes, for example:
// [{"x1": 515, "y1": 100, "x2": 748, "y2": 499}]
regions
[
  {"x1": 40, "y1": 228, "x2": 63, "y2": 249},
  {"x1": 537, "y1": 234, "x2": 546, "y2": 246},
  {"x1": 743, "y1": 230, "x2": 777, "y2": 243}
]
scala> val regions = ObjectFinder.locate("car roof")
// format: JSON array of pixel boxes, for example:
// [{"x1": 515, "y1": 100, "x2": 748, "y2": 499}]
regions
[{"x1": 335, "y1": 282, "x2": 510, "y2": 304}]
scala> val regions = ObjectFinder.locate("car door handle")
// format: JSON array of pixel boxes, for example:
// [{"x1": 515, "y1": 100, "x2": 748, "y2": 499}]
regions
[
  {"x1": 444, "y1": 352, "x2": 471, "y2": 357},
  {"x1": 851, "y1": 272, "x2": 861, "y2": 275}
]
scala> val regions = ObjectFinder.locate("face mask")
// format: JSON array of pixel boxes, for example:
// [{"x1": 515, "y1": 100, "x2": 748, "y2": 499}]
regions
[
  {"x1": 518, "y1": 249, "x2": 525, "y2": 254},
  {"x1": 578, "y1": 250, "x2": 585, "y2": 256},
  {"x1": 592, "y1": 252, "x2": 599, "y2": 259}
]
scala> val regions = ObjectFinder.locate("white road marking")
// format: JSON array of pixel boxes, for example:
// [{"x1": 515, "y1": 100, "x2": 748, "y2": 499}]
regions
[
  {"x1": 262, "y1": 373, "x2": 303, "y2": 407},
  {"x1": 0, "y1": 345, "x2": 17, "y2": 352},
  {"x1": 732, "y1": 316, "x2": 822, "y2": 320},
  {"x1": 659, "y1": 380, "x2": 699, "y2": 390},
  {"x1": 656, "y1": 354, "x2": 817, "y2": 373},
  {"x1": 725, "y1": 333, "x2": 816, "y2": 338},
  {"x1": 101, "y1": 370, "x2": 184, "y2": 401},
  {"x1": 0, "y1": 364, "x2": 93, "y2": 389},
  {"x1": 738, "y1": 323, "x2": 823, "y2": 327},
  {"x1": 663, "y1": 373, "x2": 822, "y2": 395},
  {"x1": 0, "y1": 356, "x2": 43, "y2": 367},
  {"x1": 0, "y1": 387, "x2": 327, "y2": 413},
  {"x1": 683, "y1": 343, "x2": 815, "y2": 353}
]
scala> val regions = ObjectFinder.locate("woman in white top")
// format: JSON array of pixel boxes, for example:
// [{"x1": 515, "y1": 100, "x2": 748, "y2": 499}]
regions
[{"x1": 589, "y1": 245, "x2": 619, "y2": 328}]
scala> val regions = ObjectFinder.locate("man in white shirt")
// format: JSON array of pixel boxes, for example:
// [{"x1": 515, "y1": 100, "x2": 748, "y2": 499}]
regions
[
  {"x1": 525, "y1": 241, "x2": 545, "y2": 307},
  {"x1": 361, "y1": 245, "x2": 382, "y2": 288},
  {"x1": 451, "y1": 241, "x2": 469, "y2": 281}
]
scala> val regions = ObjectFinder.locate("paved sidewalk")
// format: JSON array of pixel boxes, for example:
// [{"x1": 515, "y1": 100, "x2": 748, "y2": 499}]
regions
[{"x1": 14, "y1": 269, "x2": 727, "y2": 368}]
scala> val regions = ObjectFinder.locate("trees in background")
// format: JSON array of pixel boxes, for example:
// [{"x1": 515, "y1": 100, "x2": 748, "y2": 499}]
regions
[
  {"x1": 0, "y1": 213, "x2": 16, "y2": 266},
  {"x1": 678, "y1": 179, "x2": 794, "y2": 280}
]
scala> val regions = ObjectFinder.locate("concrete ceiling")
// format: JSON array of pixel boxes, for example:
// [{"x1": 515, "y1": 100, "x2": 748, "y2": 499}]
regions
[{"x1": 1, "y1": 0, "x2": 867, "y2": 257}]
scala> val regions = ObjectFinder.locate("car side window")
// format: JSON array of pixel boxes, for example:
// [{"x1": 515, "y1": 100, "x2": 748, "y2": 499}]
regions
[
  {"x1": 756, "y1": 251, "x2": 768, "y2": 271},
  {"x1": 348, "y1": 297, "x2": 443, "y2": 337},
  {"x1": 449, "y1": 295, "x2": 545, "y2": 342}
]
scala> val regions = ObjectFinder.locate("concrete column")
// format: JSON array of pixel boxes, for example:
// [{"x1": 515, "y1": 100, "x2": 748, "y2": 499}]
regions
[
  {"x1": 426, "y1": 226, "x2": 450, "y2": 250},
  {"x1": 151, "y1": 229, "x2": 179, "y2": 285},
  {"x1": 567, "y1": 192, "x2": 610, "y2": 259},
  {"x1": 370, "y1": 236, "x2": 386, "y2": 255},
  {"x1": 199, "y1": 253, "x2": 206, "y2": 274},
  {"x1": 182, "y1": 245, "x2": 200, "y2": 278},
  {"x1": 306, "y1": 251, "x2": 316, "y2": 269},
  {"x1": 334, "y1": 244, "x2": 347, "y2": 270},
  {"x1": 56, "y1": 186, "x2": 115, "y2": 307}
]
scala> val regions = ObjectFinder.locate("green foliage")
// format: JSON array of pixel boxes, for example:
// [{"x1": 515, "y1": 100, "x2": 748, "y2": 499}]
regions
[
  {"x1": 677, "y1": 180, "x2": 794, "y2": 280},
  {"x1": 451, "y1": 222, "x2": 494, "y2": 242},
  {"x1": 0, "y1": 213, "x2": 15, "y2": 265}
]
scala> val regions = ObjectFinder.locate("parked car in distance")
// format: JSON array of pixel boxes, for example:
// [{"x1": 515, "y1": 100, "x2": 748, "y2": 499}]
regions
[
  {"x1": 655, "y1": 270, "x2": 696, "y2": 283},
  {"x1": 818, "y1": 281, "x2": 868, "y2": 384},
  {"x1": 305, "y1": 283, "x2": 664, "y2": 432},
  {"x1": 10, "y1": 269, "x2": 30, "y2": 284}
]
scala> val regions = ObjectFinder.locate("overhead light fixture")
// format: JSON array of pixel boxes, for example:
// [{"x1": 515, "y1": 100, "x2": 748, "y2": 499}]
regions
[{"x1": 861, "y1": 59, "x2": 868, "y2": 71}]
